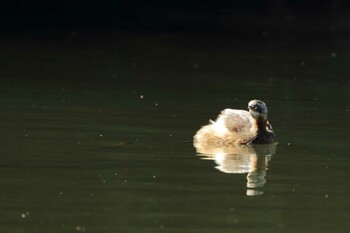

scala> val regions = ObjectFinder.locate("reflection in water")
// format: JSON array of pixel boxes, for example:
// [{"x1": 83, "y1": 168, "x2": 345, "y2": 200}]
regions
[{"x1": 194, "y1": 141, "x2": 277, "y2": 196}]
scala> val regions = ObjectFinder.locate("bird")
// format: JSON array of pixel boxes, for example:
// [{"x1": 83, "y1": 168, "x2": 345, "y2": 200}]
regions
[{"x1": 193, "y1": 100, "x2": 277, "y2": 146}]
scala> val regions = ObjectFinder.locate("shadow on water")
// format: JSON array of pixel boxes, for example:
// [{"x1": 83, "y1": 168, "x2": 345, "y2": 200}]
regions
[{"x1": 194, "y1": 142, "x2": 277, "y2": 196}]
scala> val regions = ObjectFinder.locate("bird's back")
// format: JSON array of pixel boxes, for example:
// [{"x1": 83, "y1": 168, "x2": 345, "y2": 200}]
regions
[{"x1": 194, "y1": 108, "x2": 256, "y2": 145}]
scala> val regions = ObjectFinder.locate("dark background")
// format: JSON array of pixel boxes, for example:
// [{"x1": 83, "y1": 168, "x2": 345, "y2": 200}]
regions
[
  {"x1": 1, "y1": 0, "x2": 349, "y2": 33},
  {"x1": 1, "y1": 0, "x2": 349, "y2": 84}
]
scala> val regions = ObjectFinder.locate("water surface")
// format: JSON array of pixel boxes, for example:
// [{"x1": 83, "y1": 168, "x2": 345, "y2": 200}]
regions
[{"x1": 0, "y1": 31, "x2": 349, "y2": 233}]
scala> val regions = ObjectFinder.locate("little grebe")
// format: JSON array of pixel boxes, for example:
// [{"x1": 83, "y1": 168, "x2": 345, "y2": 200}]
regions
[{"x1": 193, "y1": 100, "x2": 276, "y2": 145}]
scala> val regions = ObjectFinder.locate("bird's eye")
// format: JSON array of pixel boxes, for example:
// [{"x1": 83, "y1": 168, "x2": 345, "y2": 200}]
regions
[{"x1": 249, "y1": 105, "x2": 262, "y2": 113}]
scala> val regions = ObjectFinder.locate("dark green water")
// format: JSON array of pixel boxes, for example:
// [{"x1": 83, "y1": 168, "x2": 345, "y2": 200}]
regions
[{"x1": 0, "y1": 31, "x2": 349, "y2": 233}]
